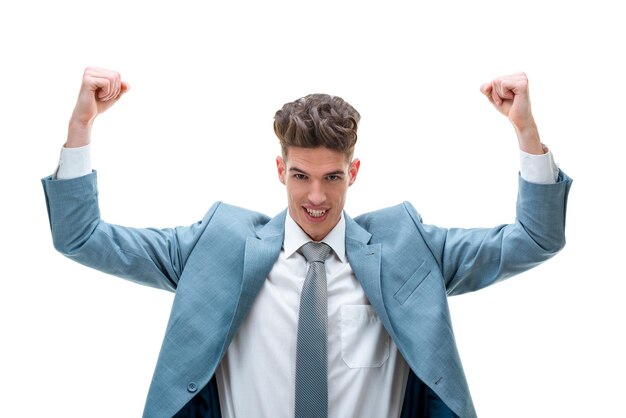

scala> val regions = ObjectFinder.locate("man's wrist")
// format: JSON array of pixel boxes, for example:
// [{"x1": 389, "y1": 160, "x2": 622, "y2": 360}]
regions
[
  {"x1": 65, "y1": 119, "x2": 93, "y2": 148},
  {"x1": 515, "y1": 123, "x2": 545, "y2": 155}
]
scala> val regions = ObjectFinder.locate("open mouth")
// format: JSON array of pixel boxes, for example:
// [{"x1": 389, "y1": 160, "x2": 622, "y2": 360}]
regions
[{"x1": 304, "y1": 207, "x2": 329, "y2": 221}]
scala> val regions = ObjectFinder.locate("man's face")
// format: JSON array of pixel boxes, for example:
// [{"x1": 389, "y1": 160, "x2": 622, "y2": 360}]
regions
[{"x1": 277, "y1": 147, "x2": 360, "y2": 242}]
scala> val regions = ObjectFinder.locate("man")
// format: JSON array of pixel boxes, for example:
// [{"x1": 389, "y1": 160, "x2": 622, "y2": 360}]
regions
[{"x1": 43, "y1": 67, "x2": 572, "y2": 417}]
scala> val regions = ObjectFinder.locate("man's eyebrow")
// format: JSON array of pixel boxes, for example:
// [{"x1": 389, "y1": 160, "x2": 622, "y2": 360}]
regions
[
  {"x1": 288, "y1": 167, "x2": 308, "y2": 174},
  {"x1": 288, "y1": 167, "x2": 346, "y2": 176},
  {"x1": 324, "y1": 170, "x2": 346, "y2": 176}
]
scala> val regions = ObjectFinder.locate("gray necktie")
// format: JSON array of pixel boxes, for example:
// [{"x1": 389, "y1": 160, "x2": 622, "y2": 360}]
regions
[{"x1": 295, "y1": 241, "x2": 331, "y2": 418}]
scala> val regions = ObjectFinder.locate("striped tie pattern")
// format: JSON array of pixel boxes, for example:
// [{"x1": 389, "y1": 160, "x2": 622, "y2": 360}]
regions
[{"x1": 295, "y1": 241, "x2": 331, "y2": 418}]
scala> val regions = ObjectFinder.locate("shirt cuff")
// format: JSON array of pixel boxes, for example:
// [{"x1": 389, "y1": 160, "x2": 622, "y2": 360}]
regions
[
  {"x1": 519, "y1": 149, "x2": 559, "y2": 184},
  {"x1": 55, "y1": 143, "x2": 92, "y2": 180}
]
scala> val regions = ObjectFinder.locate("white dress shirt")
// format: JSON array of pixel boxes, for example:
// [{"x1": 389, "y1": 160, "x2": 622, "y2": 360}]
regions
[{"x1": 54, "y1": 145, "x2": 558, "y2": 417}]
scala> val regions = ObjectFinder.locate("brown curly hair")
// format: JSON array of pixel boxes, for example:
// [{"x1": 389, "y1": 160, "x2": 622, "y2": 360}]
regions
[{"x1": 273, "y1": 93, "x2": 360, "y2": 161}]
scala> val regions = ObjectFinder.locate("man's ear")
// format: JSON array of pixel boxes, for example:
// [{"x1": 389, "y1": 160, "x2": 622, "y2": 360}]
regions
[
  {"x1": 276, "y1": 156, "x2": 286, "y2": 185},
  {"x1": 348, "y1": 158, "x2": 360, "y2": 186}
]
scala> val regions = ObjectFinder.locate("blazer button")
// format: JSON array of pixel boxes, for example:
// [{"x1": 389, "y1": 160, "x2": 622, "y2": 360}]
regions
[{"x1": 187, "y1": 382, "x2": 198, "y2": 393}]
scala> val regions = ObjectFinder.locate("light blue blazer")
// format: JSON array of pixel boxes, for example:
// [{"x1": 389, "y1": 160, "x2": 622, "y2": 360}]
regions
[{"x1": 42, "y1": 170, "x2": 572, "y2": 418}]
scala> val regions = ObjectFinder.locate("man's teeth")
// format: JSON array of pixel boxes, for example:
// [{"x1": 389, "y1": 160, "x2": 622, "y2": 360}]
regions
[{"x1": 306, "y1": 209, "x2": 327, "y2": 218}]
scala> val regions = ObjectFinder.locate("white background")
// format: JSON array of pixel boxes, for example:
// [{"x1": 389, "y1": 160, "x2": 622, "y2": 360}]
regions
[{"x1": 1, "y1": 0, "x2": 624, "y2": 417}]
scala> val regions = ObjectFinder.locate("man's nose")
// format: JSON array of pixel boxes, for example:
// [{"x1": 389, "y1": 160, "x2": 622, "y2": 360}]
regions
[{"x1": 307, "y1": 182, "x2": 326, "y2": 205}]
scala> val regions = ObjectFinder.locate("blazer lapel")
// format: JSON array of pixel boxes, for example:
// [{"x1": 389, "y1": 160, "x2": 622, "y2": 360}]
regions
[
  {"x1": 226, "y1": 210, "x2": 286, "y2": 341},
  {"x1": 344, "y1": 214, "x2": 395, "y2": 337}
]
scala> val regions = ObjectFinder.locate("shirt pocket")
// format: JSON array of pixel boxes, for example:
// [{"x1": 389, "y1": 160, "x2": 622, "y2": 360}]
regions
[{"x1": 340, "y1": 305, "x2": 390, "y2": 368}]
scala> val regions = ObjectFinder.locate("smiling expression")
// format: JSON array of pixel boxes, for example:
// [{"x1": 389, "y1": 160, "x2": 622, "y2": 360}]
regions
[{"x1": 277, "y1": 146, "x2": 360, "y2": 242}]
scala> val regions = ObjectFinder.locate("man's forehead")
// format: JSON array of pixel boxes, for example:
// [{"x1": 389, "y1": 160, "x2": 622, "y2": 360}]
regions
[
  {"x1": 284, "y1": 146, "x2": 352, "y2": 165},
  {"x1": 286, "y1": 149, "x2": 349, "y2": 173}
]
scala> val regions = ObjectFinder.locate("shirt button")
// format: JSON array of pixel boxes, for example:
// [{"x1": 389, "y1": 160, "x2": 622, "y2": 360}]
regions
[{"x1": 187, "y1": 382, "x2": 198, "y2": 393}]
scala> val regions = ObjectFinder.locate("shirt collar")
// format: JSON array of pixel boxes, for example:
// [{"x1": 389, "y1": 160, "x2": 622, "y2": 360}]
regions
[{"x1": 283, "y1": 212, "x2": 347, "y2": 263}]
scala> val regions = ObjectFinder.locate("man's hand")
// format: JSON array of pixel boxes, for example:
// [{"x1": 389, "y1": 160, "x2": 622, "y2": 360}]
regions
[
  {"x1": 480, "y1": 72, "x2": 545, "y2": 155},
  {"x1": 65, "y1": 67, "x2": 130, "y2": 148}
]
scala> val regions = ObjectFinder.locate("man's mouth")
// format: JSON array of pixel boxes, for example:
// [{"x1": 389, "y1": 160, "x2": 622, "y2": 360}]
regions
[{"x1": 305, "y1": 208, "x2": 327, "y2": 218}]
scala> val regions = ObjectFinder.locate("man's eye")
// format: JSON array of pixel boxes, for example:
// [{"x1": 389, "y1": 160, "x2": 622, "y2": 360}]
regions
[
  {"x1": 294, "y1": 174, "x2": 307, "y2": 180},
  {"x1": 327, "y1": 175, "x2": 341, "y2": 182}
]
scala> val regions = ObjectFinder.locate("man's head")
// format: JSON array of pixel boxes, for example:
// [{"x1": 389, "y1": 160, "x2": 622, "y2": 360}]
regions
[{"x1": 274, "y1": 94, "x2": 361, "y2": 241}]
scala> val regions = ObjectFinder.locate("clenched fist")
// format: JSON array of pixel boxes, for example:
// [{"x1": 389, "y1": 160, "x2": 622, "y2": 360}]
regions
[
  {"x1": 480, "y1": 72, "x2": 544, "y2": 155},
  {"x1": 66, "y1": 67, "x2": 129, "y2": 148}
]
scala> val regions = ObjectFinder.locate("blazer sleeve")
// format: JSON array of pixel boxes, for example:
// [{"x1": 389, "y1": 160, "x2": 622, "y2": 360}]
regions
[
  {"x1": 41, "y1": 171, "x2": 217, "y2": 292},
  {"x1": 414, "y1": 170, "x2": 572, "y2": 296}
]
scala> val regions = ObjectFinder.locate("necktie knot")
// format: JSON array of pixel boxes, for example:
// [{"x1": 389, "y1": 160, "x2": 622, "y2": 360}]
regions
[{"x1": 301, "y1": 241, "x2": 331, "y2": 264}]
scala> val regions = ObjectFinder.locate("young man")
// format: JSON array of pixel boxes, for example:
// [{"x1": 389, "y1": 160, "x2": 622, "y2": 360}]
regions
[{"x1": 43, "y1": 67, "x2": 571, "y2": 417}]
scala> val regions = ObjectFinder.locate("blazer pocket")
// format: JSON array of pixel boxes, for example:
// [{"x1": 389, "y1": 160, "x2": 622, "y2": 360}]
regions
[
  {"x1": 393, "y1": 261, "x2": 431, "y2": 305},
  {"x1": 340, "y1": 305, "x2": 390, "y2": 368}
]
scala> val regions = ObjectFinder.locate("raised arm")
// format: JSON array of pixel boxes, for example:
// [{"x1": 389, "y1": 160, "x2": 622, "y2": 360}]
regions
[
  {"x1": 43, "y1": 68, "x2": 191, "y2": 292},
  {"x1": 431, "y1": 73, "x2": 572, "y2": 294}
]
